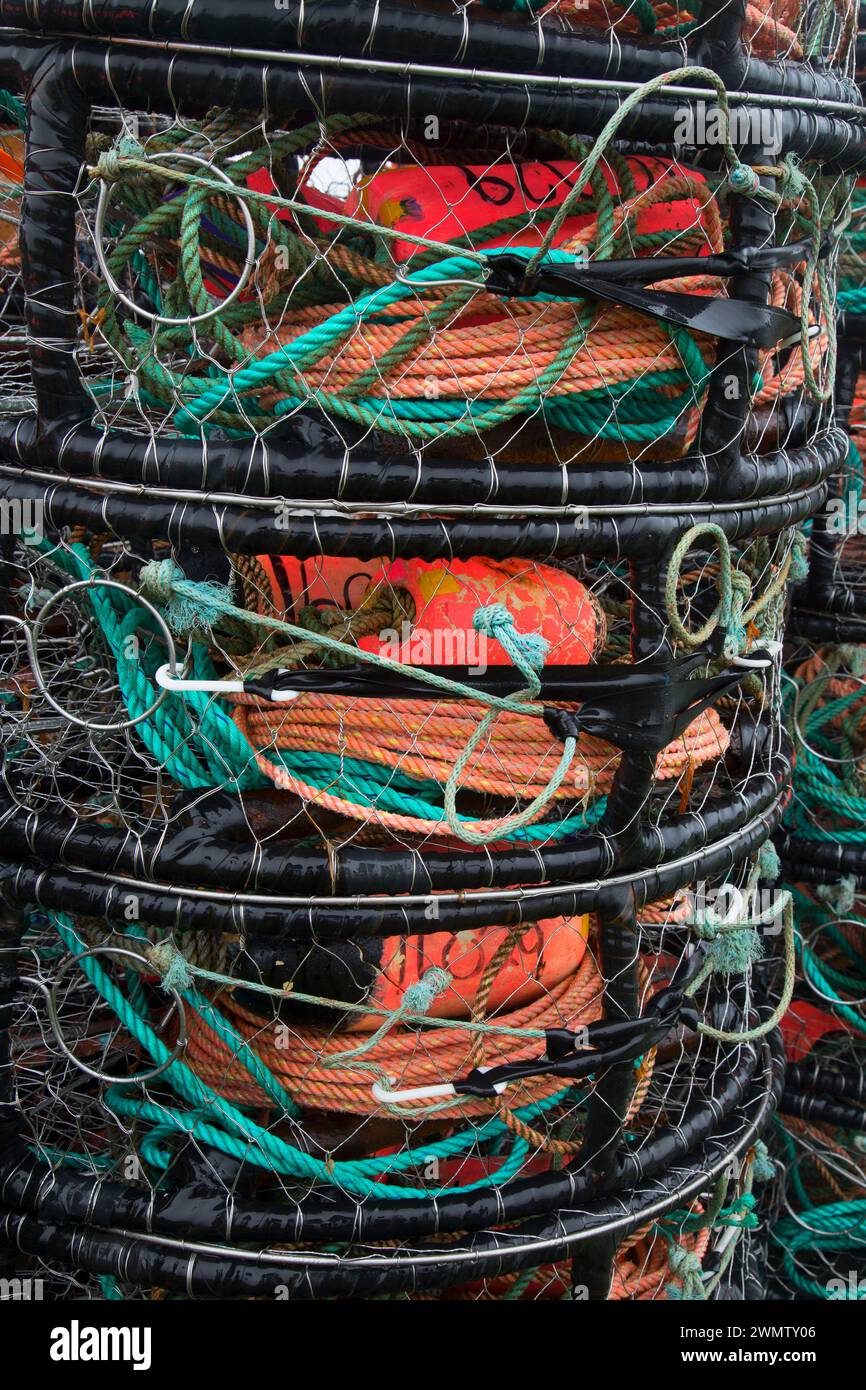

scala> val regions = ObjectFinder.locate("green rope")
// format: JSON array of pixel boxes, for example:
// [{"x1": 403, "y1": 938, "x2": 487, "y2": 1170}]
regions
[
  {"x1": 0, "y1": 89, "x2": 25, "y2": 130},
  {"x1": 687, "y1": 889, "x2": 795, "y2": 1043},
  {"x1": 665, "y1": 523, "x2": 796, "y2": 659},
  {"x1": 84, "y1": 83, "x2": 746, "y2": 441},
  {"x1": 772, "y1": 1199, "x2": 866, "y2": 1299}
]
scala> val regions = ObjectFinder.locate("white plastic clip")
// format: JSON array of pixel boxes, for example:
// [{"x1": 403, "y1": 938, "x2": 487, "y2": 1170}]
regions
[
  {"x1": 775, "y1": 322, "x2": 823, "y2": 353},
  {"x1": 156, "y1": 662, "x2": 245, "y2": 695},
  {"x1": 729, "y1": 640, "x2": 783, "y2": 671},
  {"x1": 371, "y1": 1067, "x2": 508, "y2": 1106},
  {"x1": 155, "y1": 663, "x2": 301, "y2": 702}
]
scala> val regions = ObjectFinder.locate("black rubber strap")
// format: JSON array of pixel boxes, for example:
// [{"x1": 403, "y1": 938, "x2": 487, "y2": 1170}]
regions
[
  {"x1": 543, "y1": 651, "x2": 768, "y2": 755},
  {"x1": 454, "y1": 987, "x2": 700, "y2": 1097},
  {"x1": 485, "y1": 237, "x2": 824, "y2": 295},
  {"x1": 485, "y1": 252, "x2": 799, "y2": 347},
  {"x1": 482, "y1": 241, "x2": 825, "y2": 347},
  {"x1": 241, "y1": 643, "x2": 725, "y2": 704}
]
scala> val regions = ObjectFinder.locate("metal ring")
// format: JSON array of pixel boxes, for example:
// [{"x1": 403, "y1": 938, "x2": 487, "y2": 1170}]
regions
[
  {"x1": 46, "y1": 945, "x2": 188, "y2": 1086},
  {"x1": 802, "y1": 915, "x2": 866, "y2": 1012},
  {"x1": 93, "y1": 150, "x2": 257, "y2": 328},
  {"x1": 790, "y1": 668, "x2": 866, "y2": 768},
  {"x1": 26, "y1": 576, "x2": 182, "y2": 733}
]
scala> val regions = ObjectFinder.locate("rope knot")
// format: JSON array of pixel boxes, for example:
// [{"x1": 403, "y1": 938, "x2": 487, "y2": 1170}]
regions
[
  {"x1": 777, "y1": 154, "x2": 808, "y2": 202},
  {"x1": 692, "y1": 913, "x2": 722, "y2": 941},
  {"x1": 473, "y1": 601, "x2": 516, "y2": 638},
  {"x1": 473, "y1": 603, "x2": 549, "y2": 680},
  {"x1": 790, "y1": 529, "x2": 809, "y2": 582},
  {"x1": 816, "y1": 874, "x2": 858, "y2": 917},
  {"x1": 751, "y1": 1138, "x2": 776, "y2": 1183},
  {"x1": 729, "y1": 163, "x2": 761, "y2": 196},
  {"x1": 140, "y1": 557, "x2": 184, "y2": 604},
  {"x1": 146, "y1": 941, "x2": 193, "y2": 994},
  {"x1": 758, "y1": 840, "x2": 781, "y2": 882},
  {"x1": 719, "y1": 1192, "x2": 758, "y2": 1228},
  {"x1": 93, "y1": 135, "x2": 144, "y2": 183},
  {"x1": 401, "y1": 966, "x2": 451, "y2": 1016},
  {"x1": 139, "y1": 557, "x2": 233, "y2": 635},
  {"x1": 665, "y1": 1245, "x2": 706, "y2": 1300},
  {"x1": 668, "y1": 1246, "x2": 702, "y2": 1279},
  {"x1": 689, "y1": 881, "x2": 769, "y2": 974},
  {"x1": 722, "y1": 568, "x2": 751, "y2": 659}
]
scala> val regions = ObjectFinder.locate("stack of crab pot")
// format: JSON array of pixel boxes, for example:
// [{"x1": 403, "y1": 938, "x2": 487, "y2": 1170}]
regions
[{"x1": 763, "y1": 0, "x2": 866, "y2": 1304}]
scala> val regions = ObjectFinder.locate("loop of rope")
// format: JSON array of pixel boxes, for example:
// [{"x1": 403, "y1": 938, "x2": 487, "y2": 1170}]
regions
[{"x1": 665, "y1": 522, "x2": 799, "y2": 658}]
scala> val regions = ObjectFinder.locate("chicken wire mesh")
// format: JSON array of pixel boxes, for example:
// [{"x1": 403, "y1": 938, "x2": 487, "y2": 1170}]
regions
[{"x1": 5, "y1": 103, "x2": 848, "y2": 462}]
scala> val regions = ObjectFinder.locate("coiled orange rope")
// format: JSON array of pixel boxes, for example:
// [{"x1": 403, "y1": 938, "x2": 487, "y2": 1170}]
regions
[
  {"x1": 611, "y1": 1220, "x2": 712, "y2": 1300},
  {"x1": 244, "y1": 260, "x2": 821, "y2": 440},
  {"x1": 184, "y1": 945, "x2": 616, "y2": 1117},
  {"x1": 231, "y1": 692, "x2": 730, "y2": 836}
]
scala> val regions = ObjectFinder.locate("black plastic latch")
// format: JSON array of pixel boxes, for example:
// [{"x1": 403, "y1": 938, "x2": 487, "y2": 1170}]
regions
[{"x1": 484, "y1": 250, "x2": 802, "y2": 347}]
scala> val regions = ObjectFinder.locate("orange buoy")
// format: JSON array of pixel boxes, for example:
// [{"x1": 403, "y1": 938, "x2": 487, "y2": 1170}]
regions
[
  {"x1": 254, "y1": 553, "x2": 600, "y2": 667},
  {"x1": 0, "y1": 128, "x2": 23, "y2": 259},
  {"x1": 345, "y1": 914, "x2": 591, "y2": 1031},
  {"x1": 358, "y1": 556, "x2": 600, "y2": 667},
  {"x1": 255, "y1": 553, "x2": 382, "y2": 619},
  {"x1": 342, "y1": 154, "x2": 711, "y2": 264}
]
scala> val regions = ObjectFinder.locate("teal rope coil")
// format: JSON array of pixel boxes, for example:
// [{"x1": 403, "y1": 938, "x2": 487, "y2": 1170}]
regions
[{"x1": 772, "y1": 1198, "x2": 866, "y2": 1299}]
